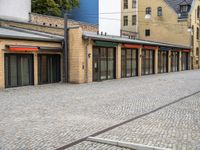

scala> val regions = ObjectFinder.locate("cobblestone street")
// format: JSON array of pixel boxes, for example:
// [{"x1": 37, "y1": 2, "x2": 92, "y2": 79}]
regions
[{"x1": 1, "y1": 70, "x2": 200, "y2": 150}]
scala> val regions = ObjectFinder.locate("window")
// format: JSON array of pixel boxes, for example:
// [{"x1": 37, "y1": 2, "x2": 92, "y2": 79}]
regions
[
  {"x1": 171, "y1": 51, "x2": 179, "y2": 72},
  {"x1": 124, "y1": 0, "x2": 128, "y2": 9},
  {"x1": 157, "y1": 7, "x2": 162, "y2": 16},
  {"x1": 123, "y1": 16, "x2": 128, "y2": 26},
  {"x1": 145, "y1": 29, "x2": 150, "y2": 36},
  {"x1": 38, "y1": 54, "x2": 61, "y2": 84},
  {"x1": 180, "y1": 5, "x2": 189, "y2": 13},
  {"x1": 132, "y1": 0, "x2": 136, "y2": 8},
  {"x1": 141, "y1": 50, "x2": 154, "y2": 75},
  {"x1": 197, "y1": 6, "x2": 200, "y2": 18},
  {"x1": 93, "y1": 47, "x2": 116, "y2": 81},
  {"x1": 5, "y1": 54, "x2": 34, "y2": 88},
  {"x1": 132, "y1": 15, "x2": 136, "y2": 25},
  {"x1": 146, "y1": 7, "x2": 151, "y2": 15},
  {"x1": 121, "y1": 49, "x2": 138, "y2": 78},
  {"x1": 197, "y1": 27, "x2": 199, "y2": 39},
  {"x1": 196, "y1": 48, "x2": 199, "y2": 56},
  {"x1": 158, "y1": 51, "x2": 168, "y2": 73}
]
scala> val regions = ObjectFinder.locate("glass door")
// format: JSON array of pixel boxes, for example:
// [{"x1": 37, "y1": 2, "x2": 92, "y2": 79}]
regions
[
  {"x1": 182, "y1": 52, "x2": 189, "y2": 71},
  {"x1": 158, "y1": 51, "x2": 168, "y2": 73},
  {"x1": 5, "y1": 54, "x2": 34, "y2": 88},
  {"x1": 93, "y1": 47, "x2": 116, "y2": 81},
  {"x1": 171, "y1": 51, "x2": 179, "y2": 72},
  {"x1": 38, "y1": 54, "x2": 61, "y2": 84},
  {"x1": 141, "y1": 50, "x2": 154, "y2": 75},
  {"x1": 121, "y1": 48, "x2": 138, "y2": 78}
]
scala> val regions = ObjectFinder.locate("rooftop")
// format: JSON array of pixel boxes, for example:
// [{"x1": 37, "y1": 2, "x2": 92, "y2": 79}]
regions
[
  {"x1": 0, "y1": 26, "x2": 63, "y2": 42},
  {"x1": 164, "y1": 0, "x2": 194, "y2": 18},
  {"x1": 83, "y1": 31, "x2": 191, "y2": 49}
]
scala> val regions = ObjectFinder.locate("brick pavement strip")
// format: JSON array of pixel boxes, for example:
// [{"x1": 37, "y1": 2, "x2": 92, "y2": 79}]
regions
[
  {"x1": 66, "y1": 141, "x2": 132, "y2": 150},
  {"x1": 0, "y1": 70, "x2": 200, "y2": 149}
]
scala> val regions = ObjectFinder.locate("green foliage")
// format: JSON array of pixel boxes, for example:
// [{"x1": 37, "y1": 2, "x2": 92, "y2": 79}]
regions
[{"x1": 32, "y1": 0, "x2": 79, "y2": 17}]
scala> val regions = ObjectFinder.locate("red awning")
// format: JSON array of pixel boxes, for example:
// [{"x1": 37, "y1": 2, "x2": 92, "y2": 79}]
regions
[
  {"x1": 143, "y1": 45, "x2": 158, "y2": 50},
  {"x1": 7, "y1": 45, "x2": 39, "y2": 52},
  {"x1": 182, "y1": 49, "x2": 191, "y2": 52},
  {"x1": 122, "y1": 44, "x2": 142, "y2": 49}
]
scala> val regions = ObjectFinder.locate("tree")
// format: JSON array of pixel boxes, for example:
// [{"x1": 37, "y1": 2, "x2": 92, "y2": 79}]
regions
[{"x1": 32, "y1": 0, "x2": 79, "y2": 17}]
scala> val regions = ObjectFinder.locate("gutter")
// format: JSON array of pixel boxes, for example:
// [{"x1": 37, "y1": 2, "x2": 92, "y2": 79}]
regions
[
  {"x1": 82, "y1": 34, "x2": 191, "y2": 49},
  {"x1": 0, "y1": 35, "x2": 63, "y2": 42}
]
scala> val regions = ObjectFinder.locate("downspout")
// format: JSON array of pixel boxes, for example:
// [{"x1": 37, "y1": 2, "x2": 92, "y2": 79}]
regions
[
  {"x1": 85, "y1": 39, "x2": 90, "y2": 83},
  {"x1": 63, "y1": 14, "x2": 68, "y2": 83}
]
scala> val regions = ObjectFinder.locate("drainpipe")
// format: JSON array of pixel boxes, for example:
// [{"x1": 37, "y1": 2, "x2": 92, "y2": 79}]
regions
[
  {"x1": 85, "y1": 39, "x2": 90, "y2": 83},
  {"x1": 63, "y1": 13, "x2": 68, "y2": 83}
]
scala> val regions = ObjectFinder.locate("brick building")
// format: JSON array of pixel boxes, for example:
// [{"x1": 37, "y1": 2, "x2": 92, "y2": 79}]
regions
[{"x1": 0, "y1": 8, "x2": 193, "y2": 89}]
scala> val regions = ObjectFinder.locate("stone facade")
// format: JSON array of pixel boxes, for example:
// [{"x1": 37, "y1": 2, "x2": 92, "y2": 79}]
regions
[
  {"x1": 0, "y1": 39, "x2": 62, "y2": 88},
  {"x1": 137, "y1": 0, "x2": 200, "y2": 69},
  {"x1": 68, "y1": 27, "x2": 86, "y2": 83},
  {"x1": 30, "y1": 13, "x2": 98, "y2": 33},
  {"x1": 68, "y1": 26, "x2": 190, "y2": 84},
  {"x1": 0, "y1": 13, "x2": 98, "y2": 37},
  {"x1": 121, "y1": 0, "x2": 138, "y2": 38}
]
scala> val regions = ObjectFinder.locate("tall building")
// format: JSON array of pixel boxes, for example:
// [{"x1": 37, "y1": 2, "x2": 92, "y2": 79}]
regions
[
  {"x1": 121, "y1": 0, "x2": 138, "y2": 38},
  {"x1": 69, "y1": 0, "x2": 99, "y2": 25},
  {"x1": 137, "y1": 0, "x2": 200, "y2": 69},
  {"x1": 70, "y1": 0, "x2": 121, "y2": 36}
]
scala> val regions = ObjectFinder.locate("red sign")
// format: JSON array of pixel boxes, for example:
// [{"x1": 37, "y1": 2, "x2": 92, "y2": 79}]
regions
[
  {"x1": 122, "y1": 44, "x2": 142, "y2": 49},
  {"x1": 143, "y1": 45, "x2": 158, "y2": 50},
  {"x1": 182, "y1": 49, "x2": 191, "y2": 52},
  {"x1": 7, "y1": 45, "x2": 39, "y2": 52}
]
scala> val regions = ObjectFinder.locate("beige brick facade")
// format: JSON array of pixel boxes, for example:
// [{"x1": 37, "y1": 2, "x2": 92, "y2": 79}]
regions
[
  {"x1": 138, "y1": 0, "x2": 200, "y2": 69},
  {"x1": 0, "y1": 39, "x2": 62, "y2": 88},
  {"x1": 121, "y1": 0, "x2": 138, "y2": 37},
  {"x1": 68, "y1": 27, "x2": 86, "y2": 83},
  {"x1": 30, "y1": 13, "x2": 98, "y2": 33},
  {"x1": 0, "y1": 13, "x2": 98, "y2": 37},
  {"x1": 67, "y1": 27, "x2": 189, "y2": 84}
]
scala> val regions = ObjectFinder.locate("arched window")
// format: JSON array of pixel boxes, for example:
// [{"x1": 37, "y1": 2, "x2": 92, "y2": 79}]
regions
[
  {"x1": 196, "y1": 47, "x2": 199, "y2": 56},
  {"x1": 197, "y1": 27, "x2": 199, "y2": 40},
  {"x1": 157, "y1": 7, "x2": 162, "y2": 16},
  {"x1": 146, "y1": 7, "x2": 151, "y2": 15},
  {"x1": 197, "y1": 6, "x2": 200, "y2": 18}
]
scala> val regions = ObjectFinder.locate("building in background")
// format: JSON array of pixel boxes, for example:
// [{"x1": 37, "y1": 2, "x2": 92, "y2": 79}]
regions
[
  {"x1": 69, "y1": 0, "x2": 99, "y2": 25},
  {"x1": 0, "y1": 0, "x2": 31, "y2": 21},
  {"x1": 70, "y1": 0, "x2": 121, "y2": 36},
  {"x1": 137, "y1": 0, "x2": 200, "y2": 69},
  {"x1": 121, "y1": 0, "x2": 138, "y2": 38}
]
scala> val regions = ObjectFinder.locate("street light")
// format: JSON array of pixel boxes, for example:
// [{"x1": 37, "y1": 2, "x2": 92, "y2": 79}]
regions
[
  {"x1": 145, "y1": 14, "x2": 151, "y2": 19},
  {"x1": 187, "y1": 27, "x2": 192, "y2": 32}
]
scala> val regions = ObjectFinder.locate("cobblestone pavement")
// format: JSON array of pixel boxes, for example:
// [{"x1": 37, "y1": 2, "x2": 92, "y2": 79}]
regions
[
  {"x1": 0, "y1": 70, "x2": 200, "y2": 149},
  {"x1": 96, "y1": 93, "x2": 200, "y2": 150}
]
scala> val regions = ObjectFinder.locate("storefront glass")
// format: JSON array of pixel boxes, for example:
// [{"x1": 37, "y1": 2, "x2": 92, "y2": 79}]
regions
[
  {"x1": 121, "y1": 49, "x2": 138, "y2": 78},
  {"x1": 5, "y1": 54, "x2": 34, "y2": 88},
  {"x1": 158, "y1": 51, "x2": 168, "y2": 73},
  {"x1": 141, "y1": 50, "x2": 154, "y2": 75},
  {"x1": 171, "y1": 51, "x2": 179, "y2": 72},
  {"x1": 38, "y1": 54, "x2": 61, "y2": 84},
  {"x1": 93, "y1": 47, "x2": 116, "y2": 81}
]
